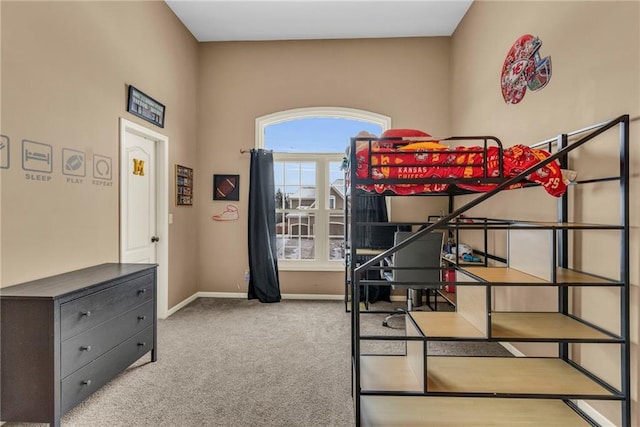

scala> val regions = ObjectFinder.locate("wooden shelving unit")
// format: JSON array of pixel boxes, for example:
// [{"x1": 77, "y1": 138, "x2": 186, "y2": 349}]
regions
[
  {"x1": 346, "y1": 116, "x2": 631, "y2": 426},
  {"x1": 175, "y1": 164, "x2": 193, "y2": 206}
]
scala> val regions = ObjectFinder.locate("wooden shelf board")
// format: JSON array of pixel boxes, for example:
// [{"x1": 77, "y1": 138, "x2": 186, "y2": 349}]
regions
[
  {"x1": 360, "y1": 396, "x2": 591, "y2": 426},
  {"x1": 410, "y1": 312, "x2": 485, "y2": 338},
  {"x1": 459, "y1": 267, "x2": 616, "y2": 285},
  {"x1": 462, "y1": 267, "x2": 549, "y2": 283},
  {"x1": 427, "y1": 356, "x2": 613, "y2": 396},
  {"x1": 491, "y1": 312, "x2": 613, "y2": 340},
  {"x1": 360, "y1": 356, "x2": 422, "y2": 392},
  {"x1": 554, "y1": 268, "x2": 618, "y2": 284}
]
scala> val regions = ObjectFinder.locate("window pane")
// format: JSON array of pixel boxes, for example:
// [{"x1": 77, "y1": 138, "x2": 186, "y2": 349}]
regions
[
  {"x1": 329, "y1": 211, "x2": 344, "y2": 261},
  {"x1": 276, "y1": 213, "x2": 316, "y2": 260},
  {"x1": 274, "y1": 161, "x2": 317, "y2": 261},
  {"x1": 275, "y1": 162, "x2": 317, "y2": 209},
  {"x1": 328, "y1": 161, "x2": 345, "y2": 261},
  {"x1": 328, "y1": 161, "x2": 344, "y2": 211},
  {"x1": 268, "y1": 115, "x2": 383, "y2": 266},
  {"x1": 266, "y1": 117, "x2": 382, "y2": 153}
]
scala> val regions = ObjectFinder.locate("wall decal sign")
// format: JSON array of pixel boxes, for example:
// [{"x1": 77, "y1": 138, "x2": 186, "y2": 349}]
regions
[
  {"x1": 213, "y1": 174, "x2": 239, "y2": 201},
  {"x1": 501, "y1": 34, "x2": 552, "y2": 104},
  {"x1": 0, "y1": 135, "x2": 9, "y2": 169},
  {"x1": 93, "y1": 154, "x2": 113, "y2": 183},
  {"x1": 22, "y1": 139, "x2": 53, "y2": 173},
  {"x1": 62, "y1": 148, "x2": 86, "y2": 177},
  {"x1": 127, "y1": 85, "x2": 165, "y2": 128},
  {"x1": 132, "y1": 158, "x2": 145, "y2": 176},
  {"x1": 212, "y1": 204, "x2": 239, "y2": 221}
]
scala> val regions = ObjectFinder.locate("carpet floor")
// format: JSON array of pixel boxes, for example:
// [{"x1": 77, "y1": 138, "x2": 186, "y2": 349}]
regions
[{"x1": 4, "y1": 298, "x2": 511, "y2": 427}]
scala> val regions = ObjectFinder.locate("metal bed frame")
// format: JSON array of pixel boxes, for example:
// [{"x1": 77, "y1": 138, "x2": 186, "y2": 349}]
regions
[{"x1": 344, "y1": 115, "x2": 631, "y2": 426}]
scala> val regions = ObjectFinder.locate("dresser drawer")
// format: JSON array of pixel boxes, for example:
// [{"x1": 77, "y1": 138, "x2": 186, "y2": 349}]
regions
[
  {"x1": 60, "y1": 273, "x2": 154, "y2": 340},
  {"x1": 61, "y1": 326, "x2": 154, "y2": 414},
  {"x1": 61, "y1": 300, "x2": 154, "y2": 378}
]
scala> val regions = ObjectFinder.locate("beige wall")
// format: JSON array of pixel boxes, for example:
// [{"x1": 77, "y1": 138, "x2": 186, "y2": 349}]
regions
[
  {"x1": 0, "y1": 0, "x2": 3, "y2": 285},
  {"x1": 0, "y1": 1, "x2": 199, "y2": 308},
  {"x1": 451, "y1": 1, "x2": 640, "y2": 425},
  {"x1": 1, "y1": 0, "x2": 638, "y2": 424},
  {"x1": 196, "y1": 38, "x2": 452, "y2": 295}
]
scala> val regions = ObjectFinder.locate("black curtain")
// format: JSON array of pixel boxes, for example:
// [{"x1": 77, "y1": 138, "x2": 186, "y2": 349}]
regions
[
  {"x1": 247, "y1": 149, "x2": 281, "y2": 303},
  {"x1": 354, "y1": 192, "x2": 392, "y2": 303}
]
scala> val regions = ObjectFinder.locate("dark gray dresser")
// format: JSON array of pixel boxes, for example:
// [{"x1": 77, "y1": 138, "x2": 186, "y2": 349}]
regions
[{"x1": 1, "y1": 263, "x2": 157, "y2": 427}]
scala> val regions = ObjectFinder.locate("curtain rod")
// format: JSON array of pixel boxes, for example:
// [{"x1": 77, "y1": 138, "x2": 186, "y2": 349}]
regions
[{"x1": 240, "y1": 148, "x2": 274, "y2": 153}]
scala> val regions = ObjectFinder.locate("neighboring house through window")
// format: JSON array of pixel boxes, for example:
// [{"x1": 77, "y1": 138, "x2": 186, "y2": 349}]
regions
[{"x1": 256, "y1": 107, "x2": 390, "y2": 270}]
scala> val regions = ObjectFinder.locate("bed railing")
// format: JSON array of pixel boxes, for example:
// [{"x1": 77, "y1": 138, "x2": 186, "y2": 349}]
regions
[{"x1": 353, "y1": 114, "x2": 630, "y2": 275}]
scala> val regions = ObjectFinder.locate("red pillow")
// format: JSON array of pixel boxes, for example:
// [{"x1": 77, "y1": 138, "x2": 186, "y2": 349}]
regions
[{"x1": 381, "y1": 129, "x2": 432, "y2": 138}]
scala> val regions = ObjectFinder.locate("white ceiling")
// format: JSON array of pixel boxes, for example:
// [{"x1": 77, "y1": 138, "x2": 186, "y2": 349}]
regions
[{"x1": 165, "y1": 1, "x2": 473, "y2": 42}]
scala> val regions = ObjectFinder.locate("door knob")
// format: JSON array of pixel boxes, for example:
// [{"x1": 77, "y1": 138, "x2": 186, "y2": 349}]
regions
[{"x1": 151, "y1": 236, "x2": 160, "y2": 243}]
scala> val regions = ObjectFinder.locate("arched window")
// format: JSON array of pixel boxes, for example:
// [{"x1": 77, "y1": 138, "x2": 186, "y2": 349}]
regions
[{"x1": 256, "y1": 107, "x2": 391, "y2": 270}]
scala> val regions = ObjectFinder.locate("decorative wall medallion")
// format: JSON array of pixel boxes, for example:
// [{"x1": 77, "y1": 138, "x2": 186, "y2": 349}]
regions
[{"x1": 501, "y1": 34, "x2": 552, "y2": 104}]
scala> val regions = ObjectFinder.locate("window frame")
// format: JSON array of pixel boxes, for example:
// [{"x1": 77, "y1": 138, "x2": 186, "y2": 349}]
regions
[
  {"x1": 273, "y1": 154, "x2": 343, "y2": 270},
  {"x1": 256, "y1": 107, "x2": 391, "y2": 271}
]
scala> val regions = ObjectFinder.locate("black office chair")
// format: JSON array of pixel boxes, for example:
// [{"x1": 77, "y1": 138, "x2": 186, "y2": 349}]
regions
[{"x1": 382, "y1": 231, "x2": 444, "y2": 327}]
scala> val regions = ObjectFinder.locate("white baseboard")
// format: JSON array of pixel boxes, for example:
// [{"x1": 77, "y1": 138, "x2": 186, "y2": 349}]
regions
[
  {"x1": 281, "y1": 293, "x2": 343, "y2": 300},
  {"x1": 498, "y1": 342, "x2": 526, "y2": 357},
  {"x1": 167, "y1": 291, "x2": 344, "y2": 317},
  {"x1": 576, "y1": 401, "x2": 616, "y2": 426},
  {"x1": 166, "y1": 292, "x2": 201, "y2": 317}
]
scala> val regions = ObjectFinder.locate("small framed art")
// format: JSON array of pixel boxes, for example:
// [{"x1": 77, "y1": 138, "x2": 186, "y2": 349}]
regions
[
  {"x1": 127, "y1": 85, "x2": 165, "y2": 128},
  {"x1": 176, "y1": 164, "x2": 193, "y2": 206},
  {"x1": 213, "y1": 174, "x2": 239, "y2": 201}
]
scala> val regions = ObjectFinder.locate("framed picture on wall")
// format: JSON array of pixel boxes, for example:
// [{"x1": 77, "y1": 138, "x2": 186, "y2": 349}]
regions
[
  {"x1": 127, "y1": 85, "x2": 166, "y2": 128},
  {"x1": 176, "y1": 164, "x2": 193, "y2": 206},
  {"x1": 213, "y1": 174, "x2": 239, "y2": 201}
]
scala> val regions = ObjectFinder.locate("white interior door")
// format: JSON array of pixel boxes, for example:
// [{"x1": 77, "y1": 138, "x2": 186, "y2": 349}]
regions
[
  {"x1": 120, "y1": 118, "x2": 169, "y2": 319},
  {"x1": 122, "y1": 133, "x2": 157, "y2": 263}
]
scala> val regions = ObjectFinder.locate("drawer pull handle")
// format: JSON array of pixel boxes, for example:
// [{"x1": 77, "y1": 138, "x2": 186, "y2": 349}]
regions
[
  {"x1": 81, "y1": 311, "x2": 91, "y2": 317},
  {"x1": 138, "y1": 315, "x2": 146, "y2": 320},
  {"x1": 80, "y1": 345, "x2": 92, "y2": 352},
  {"x1": 138, "y1": 288, "x2": 147, "y2": 295},
  {"x1": 138, "y1": 341, "x2": 146, "y2": 347},
  {"x1": 82, "y1": 380, "x2": 92, "y2": 386}
]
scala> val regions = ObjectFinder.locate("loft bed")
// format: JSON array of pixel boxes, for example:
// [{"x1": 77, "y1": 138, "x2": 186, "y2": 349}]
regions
[
  {"x1": 343, "y1": 128, "x2": 571, "y2": 307},
  {"x1": 345, "y1": 116, "x2": 631, "y2": 426},
  {"x1": 343, "y1": 128, "x2": 572, "y2": 309},
  {"x1": 345, "y1": 128, "x2": 568, "y2": 197}
]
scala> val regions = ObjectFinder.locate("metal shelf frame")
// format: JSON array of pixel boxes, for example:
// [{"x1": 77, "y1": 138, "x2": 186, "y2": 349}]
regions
[{"x1": 345, "y1": 115, "x2": 631, "y2": 426}]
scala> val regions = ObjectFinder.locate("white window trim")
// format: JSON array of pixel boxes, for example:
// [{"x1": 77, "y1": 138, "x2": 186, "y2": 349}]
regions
[
  {"x1": 273, "y1": 154, "x2": 342, "y2": 271},
  {"x1": 255, "y1": 106, "x2": 391, "y2": 149},
  {"x1": 255, "y1": 107, "x2": 391, "y2": 271}
]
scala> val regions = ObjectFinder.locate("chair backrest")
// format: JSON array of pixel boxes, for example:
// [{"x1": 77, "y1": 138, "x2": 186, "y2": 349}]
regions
[{"x1": 392, "y1": 231, "x2": 444, "y2": 287}]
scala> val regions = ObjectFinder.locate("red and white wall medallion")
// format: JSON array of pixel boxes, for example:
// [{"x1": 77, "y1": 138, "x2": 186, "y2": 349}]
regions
[{"x1": 501, "y1": 34, "x2": 552, "y2": 104}]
